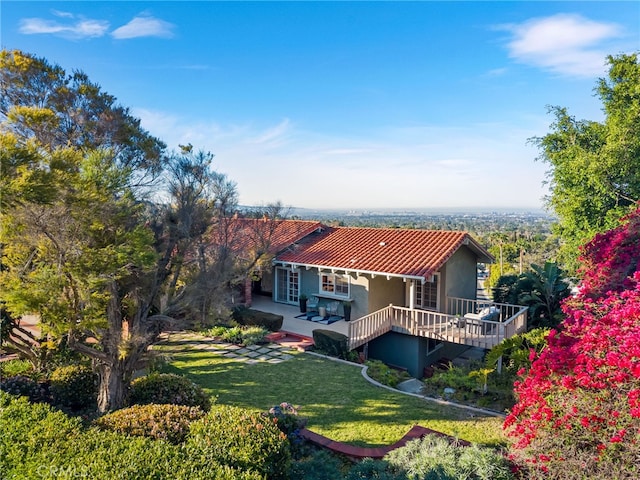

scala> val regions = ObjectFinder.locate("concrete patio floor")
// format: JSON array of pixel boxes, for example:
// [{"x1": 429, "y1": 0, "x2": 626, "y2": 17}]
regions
[{"x1": 249, "y1": 295, "x2": 350, "y2": 339}]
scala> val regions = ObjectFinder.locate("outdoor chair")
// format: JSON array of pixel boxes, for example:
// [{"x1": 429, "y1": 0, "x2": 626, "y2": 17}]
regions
[
  {"x1": 326, "y1": 301, "x2": 340, "y2": 317},
  {"x1": 306, "y1": 295, "x2": 319, "y2": 311}
]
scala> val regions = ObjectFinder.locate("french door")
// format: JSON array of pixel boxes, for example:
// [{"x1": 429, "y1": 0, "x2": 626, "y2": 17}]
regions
[{"x1": 276, "y1": 267, "x2": 299, "y2": 304}]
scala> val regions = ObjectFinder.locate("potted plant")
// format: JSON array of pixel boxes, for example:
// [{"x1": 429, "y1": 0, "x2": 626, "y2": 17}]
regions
[
  {"x1": 342, "y1": 300, "x2": 352, "y2": 321},
  {"x1": 299, "y1": 294, "x2": 307, "y2": 313}
]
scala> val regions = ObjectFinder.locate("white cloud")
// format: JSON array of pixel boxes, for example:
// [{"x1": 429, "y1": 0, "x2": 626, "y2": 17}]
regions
[
  {"x1": 499, "y1": 14, "x2": 623, "y2": 77},
  {"x1": 51, "y1": 10, "x2": 75, "y2": 19},
  {"x1": 111, "y1": 15, "x2": 175, "y2": 39},
  {"x1": 19, "y1": 16, "x2": 109, "y2": 39},
  {"x1": 482, "y1": 67, "x2": 508, "y2": 78},
  {"x1": 18, "y1": 11, "x2": 175, "y2": 40},
  {"x1": 248, "y1": 118, "x2": 292, "y2": 147}
]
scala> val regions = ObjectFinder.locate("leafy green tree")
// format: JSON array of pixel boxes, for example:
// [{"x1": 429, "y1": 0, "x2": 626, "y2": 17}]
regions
[
  {"x1": 0, "y1": 53, "x2": 240, "y2": 412},
  {"x1": 530, "y1": 52, "x2": 640, "y2": 272},
  {"x1": 491, "y1": 274, "x2": 521, "y2": 305},
  {"x1": 1, "y1": 138, "x2": 239, "y2": 412}
]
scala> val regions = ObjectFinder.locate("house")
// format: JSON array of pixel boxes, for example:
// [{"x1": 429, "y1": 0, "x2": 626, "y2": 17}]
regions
[{"x1": 240, "y1": 219, "x2": 527, "y2": 377}]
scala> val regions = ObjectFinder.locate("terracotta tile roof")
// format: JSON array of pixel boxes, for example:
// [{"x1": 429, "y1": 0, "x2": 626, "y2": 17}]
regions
[
  {"x1": 230, "y1": 218, "x2": 324, "y2": 255},
  {"x1": 277, "y1": 226, "x2": 492, "y2": 281}
]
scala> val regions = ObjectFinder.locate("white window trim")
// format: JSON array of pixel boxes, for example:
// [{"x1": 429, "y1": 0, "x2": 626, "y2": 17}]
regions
[
  {"x1": 319, "y1": 272, "x2": 350, "y2": 298},
  {"x1": 414, "y1": 274, "x2": 440, "y2": 311}
]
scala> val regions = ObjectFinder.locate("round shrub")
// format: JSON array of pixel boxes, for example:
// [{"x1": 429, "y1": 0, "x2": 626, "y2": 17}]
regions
[
  {"x1": 0, "y1": 375, "x2": 47, "y2": 403},
  {"x1": 94, "y1": 403, "x2": 205, "y2": 444},
  {"x1": 187, "y1": 404, "x2": 291, "y2": 479},
  {"x1": 129, "y1": 373, "x2": 211, "y2": 411},
  {"x1": 50, "y1": 364, "x2": 98, "y2": 410}
]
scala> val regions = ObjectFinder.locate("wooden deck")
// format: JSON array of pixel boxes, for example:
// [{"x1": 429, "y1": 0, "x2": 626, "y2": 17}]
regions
[
  {"x1": 249, "y1": 295, "x2": 527, "y2": 351},
  {"x1": 348, "y1": 299, "x2": 528, "y2": 350}
]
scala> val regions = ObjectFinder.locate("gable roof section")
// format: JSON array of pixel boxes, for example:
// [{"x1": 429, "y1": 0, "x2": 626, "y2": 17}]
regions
[
  {"x1": 277, "y1": 226, "x2": 493, "y2": 281},
  {"x1": 231, "y1": 218, "x2": 324, "y2": 255}
]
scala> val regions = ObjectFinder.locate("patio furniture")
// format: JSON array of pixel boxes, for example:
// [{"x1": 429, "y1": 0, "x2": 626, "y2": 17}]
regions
[
  {"x1": 463, "y1": 306, "x2": 499, "y2": 322},
  {"x1": 326, "y1": 301, "x2": 340, "y2": 317},
  {"x1": 306, "y1": 295, "x2": 319, "y2": 312},
  {"x1": 448, "y1": 317, "x2": 465, "y2": 328},
  {"x1": 464, "y1": 306, "x2": 499, "y2": 335}
]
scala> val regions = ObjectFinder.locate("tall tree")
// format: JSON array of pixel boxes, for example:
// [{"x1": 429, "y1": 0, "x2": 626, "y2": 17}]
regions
[
  {"x1": 0, "y1": 49, "x2": 165, "y2": 177},
  {"x1": 530, "y1": 52, "x2": 640, "y2": 272},
  {"x1": 0, "y1": 52, "x2": 240, "y2": 411},
  {"x1": 1, "y1": 136, "x2": 239, "y2": 412}
]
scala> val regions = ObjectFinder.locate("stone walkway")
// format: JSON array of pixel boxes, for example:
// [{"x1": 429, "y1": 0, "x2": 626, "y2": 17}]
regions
[{"x1": 156, "y1": 332, "x2": 297, "y2": 365}]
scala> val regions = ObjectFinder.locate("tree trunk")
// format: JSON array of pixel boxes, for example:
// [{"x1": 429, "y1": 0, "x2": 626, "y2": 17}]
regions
[{"x1": 96, "y1": 360, "x2": 127, "y2": 413}]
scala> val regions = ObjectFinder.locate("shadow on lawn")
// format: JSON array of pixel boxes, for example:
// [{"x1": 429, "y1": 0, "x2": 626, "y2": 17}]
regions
[{"x1": 160, "y1": 349, "x2": 506, "y2": 447}]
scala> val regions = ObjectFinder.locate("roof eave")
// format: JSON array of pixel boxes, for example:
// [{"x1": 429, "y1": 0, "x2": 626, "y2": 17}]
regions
[{"x1": 273, "y1": 260, "x2": 427, "y2": 283}]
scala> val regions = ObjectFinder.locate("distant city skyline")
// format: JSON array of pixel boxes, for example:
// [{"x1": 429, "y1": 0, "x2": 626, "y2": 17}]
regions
[{"x1": 2, "y1": 1, "x2": 638, "y2": 210}]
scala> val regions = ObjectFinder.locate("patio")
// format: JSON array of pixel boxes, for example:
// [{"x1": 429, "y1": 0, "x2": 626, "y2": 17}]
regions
[{"x1": 249, "y1": 295, "x2": 349, "y2": 339}]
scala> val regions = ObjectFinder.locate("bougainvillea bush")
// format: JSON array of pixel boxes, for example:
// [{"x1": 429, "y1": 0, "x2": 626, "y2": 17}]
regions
[{"x1": 505, "y1": 206, "x2": 640, "y2": 479}]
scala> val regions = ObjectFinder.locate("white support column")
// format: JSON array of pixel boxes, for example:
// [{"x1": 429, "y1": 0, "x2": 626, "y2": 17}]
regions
[{"x1": 409, "y1": 280, "x2": 415, "y2": 309}]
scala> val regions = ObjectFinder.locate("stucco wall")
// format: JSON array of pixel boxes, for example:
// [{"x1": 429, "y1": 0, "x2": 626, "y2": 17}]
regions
[
  {"x1": 298, "y1": 268, "x2": 318, "y2": 299},
  {"x1": 347, "y1": 272, "x2": 369, "y2": 320},
  {"x1": 443, "y1": 247, "x2": 478, "y2": 304},
  {"x1": 294, "y1": 269, "x2": 370, "y2": 319},
  {"x1": 368, "y1": 276, "x2": 405, "y2": 313}
]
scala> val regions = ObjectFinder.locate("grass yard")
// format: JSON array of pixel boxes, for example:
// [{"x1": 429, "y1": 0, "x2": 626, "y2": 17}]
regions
[{"x1": 159, "y1": 341, "x2": 507, "y2": 448}]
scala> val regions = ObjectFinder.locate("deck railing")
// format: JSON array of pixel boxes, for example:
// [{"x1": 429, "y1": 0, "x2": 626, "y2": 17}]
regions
[
  {"x1": 347, "y1": 298, "x2": 528, "y2": 350},
  {"x1": 347, "y1": 305, "x2": 394, "y2": 350}
]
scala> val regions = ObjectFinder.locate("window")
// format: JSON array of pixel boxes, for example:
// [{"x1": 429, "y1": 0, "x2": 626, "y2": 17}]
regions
[
  {"x1": 415, "y1": 275, "x2": 439, "y2": 310},
  {"x1": 320, "y1": 273, "x2": 349, "y2": 297}
]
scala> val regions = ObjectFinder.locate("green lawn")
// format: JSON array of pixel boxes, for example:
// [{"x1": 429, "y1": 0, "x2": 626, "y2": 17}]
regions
[{"x1": 161, "y1": 346, "x2": 507, "y2": 448}]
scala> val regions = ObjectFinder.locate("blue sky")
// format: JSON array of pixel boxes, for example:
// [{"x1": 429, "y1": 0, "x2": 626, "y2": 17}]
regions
[{"x1": 2, "y1": 2, "x2": 639, "y2": 211}]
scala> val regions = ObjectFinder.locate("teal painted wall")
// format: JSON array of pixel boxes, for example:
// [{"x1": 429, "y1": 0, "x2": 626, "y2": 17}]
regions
[
  {"x1": 368, "y1": 332, "x2": 472, "y2": 378},
  {"x1": 368, "y1": 332, "x2": 430, "y2": 378}
]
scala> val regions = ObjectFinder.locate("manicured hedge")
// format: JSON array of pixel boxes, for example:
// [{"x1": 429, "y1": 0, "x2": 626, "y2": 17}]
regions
[
  {"x1": 232, "y1": 306, "x2": 283, "y2": 331},
  {"x1": 312, "y1": 329, "x2": 349, "y2": 359},
  {"x1": 0, "y1": 392, "x2": 263, "y2": 480},
  {"x1": 187, "y1": 404, "x2": 291, "y2": 479},
  {"x1": 129, "y1": 373, "x2": 211, "y2": 411}
]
